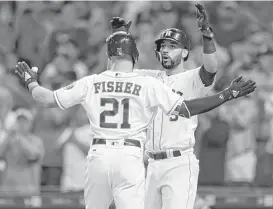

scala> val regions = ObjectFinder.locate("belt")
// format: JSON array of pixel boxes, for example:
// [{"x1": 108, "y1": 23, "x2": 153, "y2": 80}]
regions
[
  {"x1": 92, "y1": 138, "x2": 141, "y2": 148},
  {"x1": 148, "y1": 150, "x2": 181, "y2": 160}
]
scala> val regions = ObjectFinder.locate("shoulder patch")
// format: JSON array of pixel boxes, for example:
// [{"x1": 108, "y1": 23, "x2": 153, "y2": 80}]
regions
[{"x1": 63, "y1": 82, "x2": 75, "y2": 90}]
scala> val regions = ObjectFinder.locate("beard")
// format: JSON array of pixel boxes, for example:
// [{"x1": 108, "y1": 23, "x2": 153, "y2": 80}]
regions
[
  {"x1": 162, "y1": 58, "x2": 175, "y2": 69},
  {"x1": 161, "y1": 53, "x2": 182, "y2": 70}
]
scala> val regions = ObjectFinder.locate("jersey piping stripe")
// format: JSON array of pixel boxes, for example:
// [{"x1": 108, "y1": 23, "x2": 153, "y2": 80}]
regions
[
  {"x1": 152, "y1": 120, "x2": 155, "y2": 150},
  {"x1": 53, "y1": 91, "x2": 66, "y2": 110},
  {"x1": 166, "y1": 97, "x2": 184, "y2": 116},
  {"x1": 185, "y1": 155, "x2": 191, "y2": 209},
  {"x1": 158, "y1": 111, "x2": 164, "y2": 150},
  {"x1": 158, "y1": 76, "x2": 181, "y2": 150}
]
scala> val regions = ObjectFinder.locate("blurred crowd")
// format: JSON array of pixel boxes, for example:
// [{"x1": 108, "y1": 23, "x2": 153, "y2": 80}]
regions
[{"x1": 0, "y1": 0, "x2": 273, "y2": 196}]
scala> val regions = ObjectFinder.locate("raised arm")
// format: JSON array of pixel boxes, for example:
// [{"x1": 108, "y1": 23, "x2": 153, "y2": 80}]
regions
[
  {"x1": 176, "y1": 76, "x2": 256, "y2": 118},
  {"x1": 195, "y1": 3, "x2": 217, "y2": 86}
]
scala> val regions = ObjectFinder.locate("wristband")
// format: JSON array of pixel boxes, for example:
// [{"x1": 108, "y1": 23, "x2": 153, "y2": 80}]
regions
[
  {"x1": 25, "y1": 78, "x2": 38, "y2": 89},
  {"x1": 200, "y1": 26, "x2": 214, "y2": 38},
  {"x1": 219, "y1": 88, "x2": 233, "y2": 101},
  {"x1": 28, "y1": 82, "x2": 39, "y2": 93}
]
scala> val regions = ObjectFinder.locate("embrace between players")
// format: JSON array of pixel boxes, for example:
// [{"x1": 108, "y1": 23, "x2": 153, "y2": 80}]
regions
[{"x1": 15, "y1": 4, "x2": 256, "y2": 209}]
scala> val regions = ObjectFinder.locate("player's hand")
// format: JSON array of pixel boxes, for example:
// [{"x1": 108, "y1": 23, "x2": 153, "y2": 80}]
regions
[
  {"x1": 110, "y1": 17, "x2": 132, "y2": 33},
  {"x1": 195, "y1": 3, "x2": 209, "y2": 30},
  {"x1": 224, "y1": 76, "x2": 257, "y2": 100},
  {"x1": 15, "y1": 61, "x2": 38, "y2": 89},
  {"x1": 195, "y1": 3, "x2": 213, "y2": 38}
]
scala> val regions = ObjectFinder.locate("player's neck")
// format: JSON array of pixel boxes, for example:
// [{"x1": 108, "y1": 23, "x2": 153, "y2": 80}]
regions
[
  {"x1": 165, "y1": 63, "x2": 186, "y2": 76},
  {"x1": 109, "y1": 60, "x2": 134, "y2": 73}
]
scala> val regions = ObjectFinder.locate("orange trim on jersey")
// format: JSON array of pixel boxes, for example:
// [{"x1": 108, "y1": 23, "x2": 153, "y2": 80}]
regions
[
  {"x1": 158, "y1": 110, "x2": 164, "y2": 150},
  {"x1": 166, "y1": 97, "x2": 184, "y2": 116},
  {"x1": 185, "y1": 155, "x2": 192, "y2": 209},
  {"x1": 53, "y1": 91, "x2": 66, "y2": 110}
]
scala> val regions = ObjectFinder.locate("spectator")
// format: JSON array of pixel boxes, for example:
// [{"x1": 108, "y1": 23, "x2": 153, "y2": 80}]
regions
[
  {"x1": 0, "y1": 87, "x2": 15, "y2": 189},
  {"x1": 59, "y1": 107, "x2": 90, "y2": 192},
  {"x1": 44, "y1": 23, "x2": 89, "y2": 66},
  {"x1": 223, "y1": 97, "x2": 259, "y2": 183},
  {"x1": 135, "y1": 19, "x2": 160, "y2": 69},
  {"x1": 208, "y1": 1, "x2": 252, "y2": 48},
  {"x1": 14, "y1": 3, "x2": 48, "y2": 68},
  {"x1": 255, "y1": 93, "x2": 273, "y2": 186},
  {"x1": 41, "y1": 33, "x2": 88, "y2": 89},
  {"x1": 0, "y1": 87, "x2": 13, "y2": 128},
  {"x1": 57, "y1": 1, "x2": 90, "y2": 29},
  {"x1": 0, "y1": 108, "x2": 44, "y2": 196},
  {"x1": 0, "y1": 2, "x2": 15, "y2": 53},
  {"x1": 33, "y1": 107, "x2": 75, "y2": 189},
  {"x1": 198, "y1": 107, "x2": 230, "y2": 185}
]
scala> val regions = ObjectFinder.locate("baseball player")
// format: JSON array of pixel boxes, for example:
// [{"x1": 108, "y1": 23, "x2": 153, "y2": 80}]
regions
[
  {"x1": 109, "y1": 4, "x2": 229, "y2": 209},
  {"x1": 15, "y1": 31, "x2": 255, "y2": 209}
]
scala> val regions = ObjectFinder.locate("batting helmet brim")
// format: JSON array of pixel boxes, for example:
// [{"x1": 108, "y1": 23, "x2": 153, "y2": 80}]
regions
[
  {"x1": 155, "y1": 37, "x2": 180, "y2": 45},
  {"x1": 155, "y1": 37, "x2": 188, "y2": 49}
]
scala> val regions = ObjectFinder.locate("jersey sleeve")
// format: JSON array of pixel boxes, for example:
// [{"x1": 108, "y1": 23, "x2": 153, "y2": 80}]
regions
[
  {"x1": 133, "y1": 69, "x2": 163, "y2": 79},
  {"x1": 53, "y1": 76, "x2": 91, "y2": 109},
  {"x1": 188, "y1": 67, "x2": 216, "y2": 96},
  {"x1": 146, "y1": 77, "x2": 184, "y2": 116}
]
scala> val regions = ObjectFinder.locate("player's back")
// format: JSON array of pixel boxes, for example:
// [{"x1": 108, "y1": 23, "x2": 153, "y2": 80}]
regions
[{"x1": 83, "y1": 70, "x2": 181, "y2": 143}]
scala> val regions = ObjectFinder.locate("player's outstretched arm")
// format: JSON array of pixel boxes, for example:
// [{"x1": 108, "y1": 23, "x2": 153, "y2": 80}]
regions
[
  {"x1": 195, "y1": 3, "x2": 217, "y2": 86},
  {"x1": 178, "y1": 76, "x2": 256, "y2": 118},
  {"x1": 16, "y1": 62, "x2": 89, "y2": 110},
  {"x1": 15, "y1": 62, "x2": 58, "y2": 108}
]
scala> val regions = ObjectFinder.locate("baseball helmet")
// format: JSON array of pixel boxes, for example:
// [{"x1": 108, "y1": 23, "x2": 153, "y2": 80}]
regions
[
  {"x1": 106, "y1": 31, "x2": 139, "y2": 64},
  {"x1": 155, "y1": 28, "x2": 190, "y2": 62}
]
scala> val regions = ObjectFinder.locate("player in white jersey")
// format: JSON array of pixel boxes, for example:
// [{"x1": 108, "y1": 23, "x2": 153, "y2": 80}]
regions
[
  {"x1": 15, "y1": 31, "x2": 255, "y2": 209},
  {"x1": 109, "y1": 4, "x2": 230, "y2": 209}
]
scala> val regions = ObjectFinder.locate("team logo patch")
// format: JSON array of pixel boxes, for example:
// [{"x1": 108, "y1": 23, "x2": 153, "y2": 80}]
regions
[
  {"x1": 63, "y1": 82, "x2": 75, "y2": 90},
  {"x1": 164, "y1": 30, "x2": 172, "y2": 37},
  {"x1": 231, "y1": 90, "x2": 240, "y2": 98}
]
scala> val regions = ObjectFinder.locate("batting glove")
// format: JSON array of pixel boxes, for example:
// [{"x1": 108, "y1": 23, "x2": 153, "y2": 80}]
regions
[
  {"x1": 110, "y1": 17, "x2": 132, "y2": 33},
  {"x1": 15, "y1": 61, "x2": 38, "y2": 90},
  {"x1": 195, "y1": 3, "x2": 214, "y2": 38},
  {"x1": 221, "y1": 76, "x2": 257, "y2": 101}
]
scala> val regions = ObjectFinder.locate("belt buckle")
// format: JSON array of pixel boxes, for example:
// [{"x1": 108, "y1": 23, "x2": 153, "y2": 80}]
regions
[
  {"x1": 145, "y1": 151, "x2": 154, "y2": 159},
  {"x1": 92, "y1": 139, "x2": 100, "y2": 146},
  {"x1": 106, "y1": 140, "x2": 124, "y2": 147}
]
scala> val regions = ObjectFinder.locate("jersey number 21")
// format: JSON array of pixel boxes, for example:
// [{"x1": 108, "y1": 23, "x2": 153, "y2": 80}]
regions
[{"x1": 100, "y1": 98, "x2": 131, "y2": 129}]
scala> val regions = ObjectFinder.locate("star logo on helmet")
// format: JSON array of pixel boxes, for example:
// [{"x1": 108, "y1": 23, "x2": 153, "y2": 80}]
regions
[
  {"x1": 117, "y1": 48, "x2": 123, "y2": 55},
  {"x1": 165, "y1": 30, "x2": 172, "y2": 37}
]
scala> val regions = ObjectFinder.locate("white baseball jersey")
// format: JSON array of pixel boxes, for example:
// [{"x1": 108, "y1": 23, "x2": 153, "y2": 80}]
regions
[
  {"x1": 134, "y1": 68, "x2": 215, "y2": 151},
  {"x1": 53, "y1": 70, "x2": 186, "y2": 143}
]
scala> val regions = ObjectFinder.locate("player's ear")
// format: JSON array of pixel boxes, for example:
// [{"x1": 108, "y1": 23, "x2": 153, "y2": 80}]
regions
[
  {"x1": 181, "y1": 49, "x2": 189, "y2": 59},
  {"x1": 107, "y1": 59, "x2": 112, "y2": 70}
]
